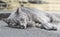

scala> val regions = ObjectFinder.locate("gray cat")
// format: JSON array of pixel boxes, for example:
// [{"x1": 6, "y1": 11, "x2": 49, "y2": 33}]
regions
[{"x1": 3, "y1": 7, "x2": 57, "y2": 30}]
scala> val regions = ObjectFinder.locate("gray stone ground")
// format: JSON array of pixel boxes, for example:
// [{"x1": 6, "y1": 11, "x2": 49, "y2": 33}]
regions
[{"x1": 0, "y1": 20, "x2": 60, "y2": 37}]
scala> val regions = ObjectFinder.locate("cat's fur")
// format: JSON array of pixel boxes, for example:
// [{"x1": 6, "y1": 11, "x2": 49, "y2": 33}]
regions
[{"x1": 3, "y1": 7, "x2": 57, "y2": 30}]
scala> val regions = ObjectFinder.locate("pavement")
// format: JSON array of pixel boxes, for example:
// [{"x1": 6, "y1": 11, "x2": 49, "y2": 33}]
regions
[{"x1": 0, "y1": 20, "x2": 60, "y2": 37}]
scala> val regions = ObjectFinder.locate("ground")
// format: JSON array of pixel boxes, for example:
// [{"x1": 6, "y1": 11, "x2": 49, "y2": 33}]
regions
[{"x1": 0, "y1": 20, "x2": 60, "y2": 37}]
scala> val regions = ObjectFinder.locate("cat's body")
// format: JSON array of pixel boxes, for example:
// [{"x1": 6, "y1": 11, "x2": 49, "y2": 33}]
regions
[{"x1": 3, "y1": 7, "x2": 57, "y2": 30}]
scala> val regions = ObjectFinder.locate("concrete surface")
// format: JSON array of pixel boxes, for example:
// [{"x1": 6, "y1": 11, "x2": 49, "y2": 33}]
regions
[{"x1": 0, "y1": 20, "x2": 60, "y2": 37}]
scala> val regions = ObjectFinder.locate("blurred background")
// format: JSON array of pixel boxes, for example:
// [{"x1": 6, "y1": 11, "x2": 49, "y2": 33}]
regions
[{"x1": 0, "y1": 0, "x2": 60, "y2": 11}]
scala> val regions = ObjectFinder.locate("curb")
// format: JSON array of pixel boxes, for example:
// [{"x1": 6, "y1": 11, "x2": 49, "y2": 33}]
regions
[{"x1": 0, "y1": 13, "x2": 11, "y2": 20}]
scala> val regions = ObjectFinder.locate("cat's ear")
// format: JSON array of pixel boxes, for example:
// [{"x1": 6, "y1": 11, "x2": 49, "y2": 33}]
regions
[{"x1": 15, "y1": 8, "x2": 19, "y2": 14}]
